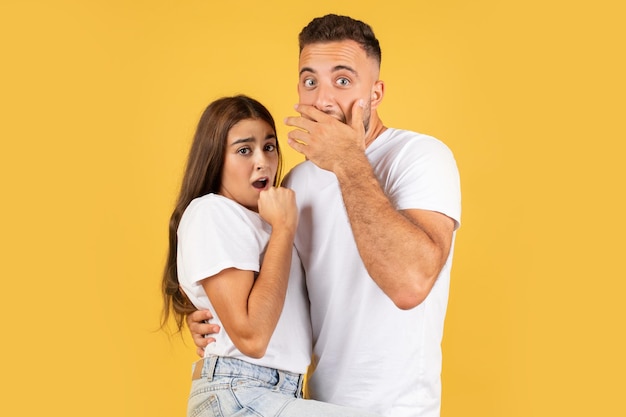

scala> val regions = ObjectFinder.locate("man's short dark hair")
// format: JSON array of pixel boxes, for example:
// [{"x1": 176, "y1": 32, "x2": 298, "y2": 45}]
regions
[{"x1": 299, "y1": 14, "x2": 381, "y2": 66}]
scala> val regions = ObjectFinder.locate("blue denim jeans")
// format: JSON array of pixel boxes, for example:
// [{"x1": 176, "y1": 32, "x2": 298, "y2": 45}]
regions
[{"x1": 187, "y1": 356, "x2": 380, "y2": 417}]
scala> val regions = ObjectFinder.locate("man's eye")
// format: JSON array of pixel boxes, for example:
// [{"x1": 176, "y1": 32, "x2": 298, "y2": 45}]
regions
[
  {"x1": 337, "y1": 77, "x2": 350, "y2": 86},
  {"x1": 304, "y1": 79, "x2": 316, "y2": 87}
]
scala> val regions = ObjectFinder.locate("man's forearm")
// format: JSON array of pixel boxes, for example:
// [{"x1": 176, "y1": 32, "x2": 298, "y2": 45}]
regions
[{"x1": 335, "y1": 156, "x2": 448, "y2": 309}]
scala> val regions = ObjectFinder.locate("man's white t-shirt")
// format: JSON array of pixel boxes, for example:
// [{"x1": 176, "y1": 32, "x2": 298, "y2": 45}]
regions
[{"x1": 282, "y1": 128, "x2": 461, "y2": 417}]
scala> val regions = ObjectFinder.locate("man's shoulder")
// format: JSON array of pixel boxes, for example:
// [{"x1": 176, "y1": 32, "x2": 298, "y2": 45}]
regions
[
  {"x1": 282, "y1": 160, "x2": 325, "y2": 185},
  {"x1": 384, "y1": 127, "x2": 446, "y2": 145},
  {"x1": 371, "y1": 128, "x2": 453, "y2": 157}
]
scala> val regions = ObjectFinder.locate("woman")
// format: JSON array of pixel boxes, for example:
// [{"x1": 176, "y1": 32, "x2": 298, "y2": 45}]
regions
[{"x1": 162, "y1": 95, "x2": 379, "y2": 417}]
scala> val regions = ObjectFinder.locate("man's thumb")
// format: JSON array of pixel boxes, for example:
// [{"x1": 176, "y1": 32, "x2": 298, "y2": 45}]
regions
[{"x1": 351, "y1": 98, "x2": 366, "y2": 131}]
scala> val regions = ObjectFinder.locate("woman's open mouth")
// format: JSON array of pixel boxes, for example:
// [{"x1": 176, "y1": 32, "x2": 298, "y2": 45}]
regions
[{"x1": 252, "y1": 178, "x2": 268, "y2": 189}]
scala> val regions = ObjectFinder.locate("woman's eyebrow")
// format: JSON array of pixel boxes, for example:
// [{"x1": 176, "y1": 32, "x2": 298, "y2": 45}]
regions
[{"x1": 229, "y1": 137, "x2": 254, "y2": 146}]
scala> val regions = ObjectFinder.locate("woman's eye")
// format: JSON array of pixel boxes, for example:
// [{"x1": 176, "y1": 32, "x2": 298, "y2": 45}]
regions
[
  {"x1": 237, "y1": 147, "x2": 250, "y2": 155},
  {"x1": 265, "y1": 144, "x2": 276, "y2": 152}
]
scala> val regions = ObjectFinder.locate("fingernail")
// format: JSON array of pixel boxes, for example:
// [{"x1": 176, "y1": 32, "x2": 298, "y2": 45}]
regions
[{"x1": 359, "y1": 99, "x2": 365, "y2": 107}]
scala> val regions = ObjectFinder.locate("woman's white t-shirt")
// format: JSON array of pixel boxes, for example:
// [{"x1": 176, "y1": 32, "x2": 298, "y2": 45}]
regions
[{"x1": 177, "y1": 194, "x2": 312, "y2": 374}]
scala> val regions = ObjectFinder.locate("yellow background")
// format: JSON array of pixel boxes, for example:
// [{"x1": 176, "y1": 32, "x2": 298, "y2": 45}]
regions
[{"x1": 1, "y1": 1, "x2": 624, "y2": 416}]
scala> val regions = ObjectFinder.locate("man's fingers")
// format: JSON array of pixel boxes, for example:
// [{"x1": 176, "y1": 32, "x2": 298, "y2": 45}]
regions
[
  {"x1": 293, "y1": 103, "x2": 327, "y2": 122},
  {"x1": 192, "y1": 332, "x2": 207, "y2": 345},
  {"x1": 286, "y1": 127, "x2": 311, "y2": 144},
  {"x1": 287, "y1": 136, "x2": 308, "y2": 156},
  {"x1": 196, "y1": 346, "x2": 205, "y2": 358},
  {"x1": 284, "y1": 115, "x2": 316, "y2": 131},
  {"x1": 186, "y1": 309, "x2": 213, "y2": 327},
  {"x1": 198, "y1": 323, "x2": 220, "y2": 337}
]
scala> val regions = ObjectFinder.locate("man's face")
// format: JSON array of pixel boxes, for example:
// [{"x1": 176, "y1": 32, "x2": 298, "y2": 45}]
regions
[{"x1": 297, "y1": 40, "x2": 380, "y2": 132}]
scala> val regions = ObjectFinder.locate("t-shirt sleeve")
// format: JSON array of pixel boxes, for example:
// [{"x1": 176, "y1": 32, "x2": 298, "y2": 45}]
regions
[
  {"x1": 177, "y1": 199, "x2": 262, "y2": 287},
  {"x1": 389, "y1": 137, "x2": 461, "y2": 229}
]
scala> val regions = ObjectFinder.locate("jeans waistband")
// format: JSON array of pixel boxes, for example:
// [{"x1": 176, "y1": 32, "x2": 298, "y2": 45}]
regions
[{"x1": 192, "y1": 356, "x2": 304, "y2": 394}]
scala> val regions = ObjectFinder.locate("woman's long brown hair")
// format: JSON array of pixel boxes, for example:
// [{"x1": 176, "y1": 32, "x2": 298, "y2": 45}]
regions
[{"x1": 161, "y1": 95, "x2": 281, "y2": 332}]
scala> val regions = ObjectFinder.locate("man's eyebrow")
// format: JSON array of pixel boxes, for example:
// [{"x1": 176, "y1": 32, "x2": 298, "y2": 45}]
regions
[
  {"x1": 299, "y1": 65, "x2": 357, "y2": 76},
  {"x1": 332, "y1": 65, "x2": 357, "y2": 75},
  {"x1": 299, "y1": 66, "x2": 315, "y2": 76}
]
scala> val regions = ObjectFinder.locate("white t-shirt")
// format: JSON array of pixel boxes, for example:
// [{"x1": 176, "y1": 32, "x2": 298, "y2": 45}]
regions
[
  {"x1": 282, "y1": 128, "x2": 461, "y2": 417},
  {"x1": 177, "y1": 194, "x2": 312, "y2": 374}
]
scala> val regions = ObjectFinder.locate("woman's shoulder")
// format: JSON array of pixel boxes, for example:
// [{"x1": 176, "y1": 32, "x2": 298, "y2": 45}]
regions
[
  {"x1": 183, "y1": 194, "x2": 264, "y2": 230},
  {"x1": 182, "y1": 194, "x2": 236, "y2": 225},
  {"x1": 187, "y1": 193, "x2": 229, "y2": 211}
]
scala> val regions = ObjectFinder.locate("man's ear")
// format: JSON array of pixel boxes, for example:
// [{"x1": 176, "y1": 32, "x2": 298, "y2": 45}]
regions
[{"x1": 370, "y1": 80, "x2": 385, "y2": 109}]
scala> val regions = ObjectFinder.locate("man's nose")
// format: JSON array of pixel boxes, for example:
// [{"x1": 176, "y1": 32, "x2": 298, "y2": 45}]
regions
[{"x1": 313, "y1": 83, "x2": 333, "y2": 111}]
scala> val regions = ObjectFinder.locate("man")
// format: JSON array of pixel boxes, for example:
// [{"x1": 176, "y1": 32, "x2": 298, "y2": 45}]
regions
[{"x1": 187, "y1": 14, "x2": 461, "y2": 417}]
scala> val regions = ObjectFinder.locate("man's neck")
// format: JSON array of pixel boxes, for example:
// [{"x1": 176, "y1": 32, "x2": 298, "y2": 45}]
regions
[{"x1": 364, "y1": 114, "x2": 387, "y2": 148}]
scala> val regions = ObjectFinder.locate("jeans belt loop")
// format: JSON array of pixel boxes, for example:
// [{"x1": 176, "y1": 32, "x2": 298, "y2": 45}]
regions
[{"x1": 192, "y1": 356, "x2": 218, "y2": 381}]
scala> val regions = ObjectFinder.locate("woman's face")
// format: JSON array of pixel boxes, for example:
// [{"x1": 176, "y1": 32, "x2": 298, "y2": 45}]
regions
[{"x1": 219, "y1": 118, "x2": 278, "y2": 212}]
